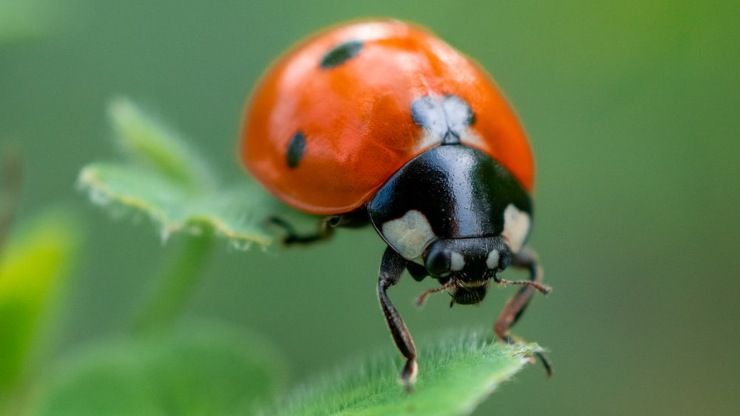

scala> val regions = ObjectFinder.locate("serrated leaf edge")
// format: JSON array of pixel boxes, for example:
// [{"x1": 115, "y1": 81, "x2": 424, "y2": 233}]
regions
[{"x1": 77, "y1": 166, "x2": 274, "y2": 248}]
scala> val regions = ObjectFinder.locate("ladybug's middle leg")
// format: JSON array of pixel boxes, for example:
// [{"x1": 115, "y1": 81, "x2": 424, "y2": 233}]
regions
[
  {"x1": 267, "y1": 216, "x2": 335, "y2": 245},
  {"x1": 493, "y1": 246, "x2": 553, "y2": 375},
  {"x1": 377, "y1": 246, "x2": 418, "y2": 390},
  {"x1": 268, "y1": 208, "x2": 368, "y2": 246}
]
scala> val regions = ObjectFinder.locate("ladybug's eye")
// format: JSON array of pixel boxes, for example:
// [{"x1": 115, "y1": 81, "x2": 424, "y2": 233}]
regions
[
  {"x1": 499, "y1": 251, "x2": 512, "y2": 270},
  {"x1": 425, "y1": 245, "x2": 451, "y2": 277},
  {"x1": 486, "y1": 250, "x2": 500, "y2": 270},
  {"x1": 486, "y1": 249, "x2": 511, "y2": 271}
]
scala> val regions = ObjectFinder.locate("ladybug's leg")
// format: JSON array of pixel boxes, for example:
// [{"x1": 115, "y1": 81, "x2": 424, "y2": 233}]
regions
[
  {"x1": 377, "y1": 247, "x2": 418, "y2": 390},
  {"x1": 493, "y1": 247, "x2": 553, "y2": 376},
  {"x1": 406, "y1": 262, "x2": 428, "y2": 281},
  {"x1": 267, "y1": 216, "x2": 335, "y2": 245},
  {"x1": 268, "y1": 208, "x2": 368, "y2": 246}
]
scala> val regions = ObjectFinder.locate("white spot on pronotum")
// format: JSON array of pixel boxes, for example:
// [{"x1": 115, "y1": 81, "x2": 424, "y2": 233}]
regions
[
  {"x1": 450, "y1": 251, "x2": 465, "y2": 271},
  {"x1": 381, "y1": 210, "x2": 436, "y2": 260},
  {"x1": 501, "y1": 204, "x2": 531, "y2": 253},
  {"x1": 486, "y1": 249, "x2": 500, "y2": 269}
]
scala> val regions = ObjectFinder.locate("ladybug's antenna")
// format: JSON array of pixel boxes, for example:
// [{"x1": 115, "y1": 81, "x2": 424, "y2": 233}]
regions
[
  {"x1": 415, "y1": 280, "x2": 457, "y2": 306},
  {"x1": 493, "y1": 275, "x2": 552, "y2": 295}
]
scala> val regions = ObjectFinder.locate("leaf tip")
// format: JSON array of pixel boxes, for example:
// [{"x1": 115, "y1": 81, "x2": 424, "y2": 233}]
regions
[
  {"x1": 76, "y1": 166, "x2": 110, "y2": 207},
  {"x1": 262, "y1": 329, "x2": 547, "y2": 416}
]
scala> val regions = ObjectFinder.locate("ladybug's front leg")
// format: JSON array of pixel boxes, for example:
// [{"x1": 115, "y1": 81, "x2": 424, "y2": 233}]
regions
[
  {"x1": 493, "y1": 247, "x2": 553, "y2": 376},
  {"x1": 405, "y1": 262, "x2": 428, "y2": 281},
  {"x1": 377, "y1": 247, "x2": 418, "y2": 390}
]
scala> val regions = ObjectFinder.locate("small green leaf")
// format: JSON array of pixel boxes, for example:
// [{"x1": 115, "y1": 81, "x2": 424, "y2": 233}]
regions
[
  {"x1": 264, "y1": 330, "x2": 541, "y2": 416},
  {"x1": 29, "y1": 322, "x2": 285, "y2": 416},
  {"x1": 79, "y1": 98, "x2": 315, "y2": 248},
  {"x1": 108, "y1": 98, "x2": 215, "y2": 189},
  {"x1": 0, "y1": 210, "x2": 81, "y2": 394}
]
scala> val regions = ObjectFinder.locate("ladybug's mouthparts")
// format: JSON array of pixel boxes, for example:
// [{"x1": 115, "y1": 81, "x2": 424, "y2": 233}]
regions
[
  {"x1": 415, "y1": 277, "x2": 490, "y2": 307},
  {"x1": 451, "y1": 284, "x2": 488, "y2": 306},
  {"x1": 457, "y1": 279, "x2": 489, "y2": 289},
  {"x1": 414, "y1": 270, "x2": 551, "y2": 308}
]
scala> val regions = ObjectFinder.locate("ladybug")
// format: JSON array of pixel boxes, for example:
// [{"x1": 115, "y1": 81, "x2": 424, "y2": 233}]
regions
[{"x1": 240, "y1": 19, "x2": 551, "y2": 388}]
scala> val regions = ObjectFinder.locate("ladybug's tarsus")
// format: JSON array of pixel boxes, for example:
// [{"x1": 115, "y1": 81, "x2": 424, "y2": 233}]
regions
[
  {"x1": 377, "y1": 247, "x2": 418, "y2": 388},
  {"x1": 494, "y1": 247, "x2": 553, "y2": 376}
]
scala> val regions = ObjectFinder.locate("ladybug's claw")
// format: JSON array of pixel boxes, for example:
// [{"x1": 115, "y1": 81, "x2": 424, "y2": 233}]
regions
[
  {"x1": 401, "y1": 359, "x2": 418, "y2": 392},
  {"x1": 500, "y1": 334, "x2": 553, "y2": 377},
  {"x1": 535, "y1": 351, "x2": 553, "y2": 377}
]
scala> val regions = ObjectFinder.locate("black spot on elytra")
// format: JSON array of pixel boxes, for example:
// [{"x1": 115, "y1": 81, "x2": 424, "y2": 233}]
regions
[
  {"x1": 320, "y1": 40, "x2": 363, "y2": 69},
  {"x1": 286, "y1": 131, "x2": 306, "y2": 168}
]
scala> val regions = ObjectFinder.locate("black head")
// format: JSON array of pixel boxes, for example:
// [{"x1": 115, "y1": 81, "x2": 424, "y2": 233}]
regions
[{"x1": 423, "y1": 237, "x2": 511, "y2": 304}]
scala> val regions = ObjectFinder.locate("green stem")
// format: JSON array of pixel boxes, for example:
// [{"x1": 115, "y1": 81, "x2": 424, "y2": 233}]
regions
[
  {"x1": 0, "y1": 145, "x2": 22, "y2": 260},
  {"x1": 133, "y1": 230, "x2": 215, "y2": 333}
]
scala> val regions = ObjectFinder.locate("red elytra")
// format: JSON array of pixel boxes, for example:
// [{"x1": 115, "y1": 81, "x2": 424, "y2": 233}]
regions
[{"x1": 239, "y1": 19, "x2": 534, "y2": 215}]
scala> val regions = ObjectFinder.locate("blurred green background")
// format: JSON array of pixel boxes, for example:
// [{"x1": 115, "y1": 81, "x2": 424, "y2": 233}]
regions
[{"x1": 2, "y1": 0, "x2": 739, "y2": 415}]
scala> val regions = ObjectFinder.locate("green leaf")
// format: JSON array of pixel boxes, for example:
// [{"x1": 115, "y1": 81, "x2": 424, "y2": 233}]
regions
[
  {"x1": 263, "y1": 330, "x2": 542, "y2": 416},
  {"x1": 79, "y1": 98, "x2": 315, "y2": 248},
  {"x1": 108, "y1": 98, "x2": 215, "y2": 189},
  {"x1": 0, "y1": 210, "x2": 81, "y2": 395},
  {"x1": 29, "y1": 322, "x2": 285, "y2": 416}
]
